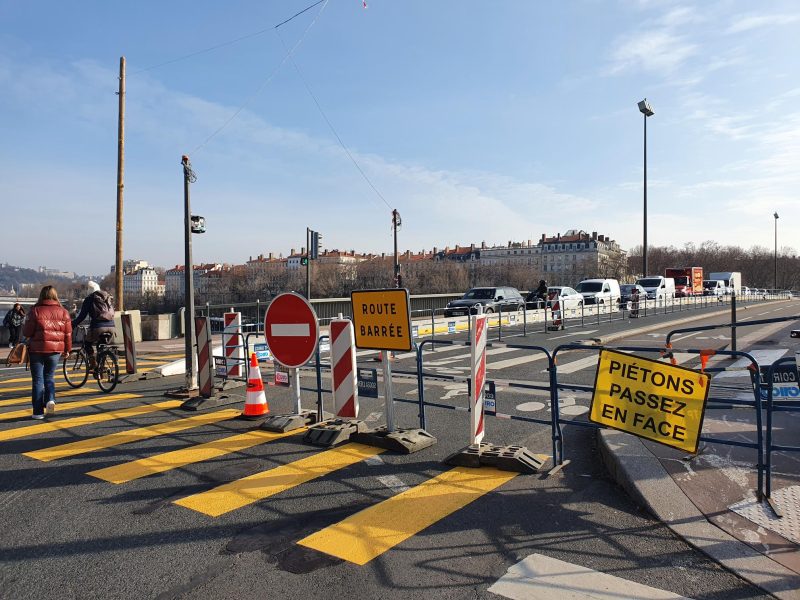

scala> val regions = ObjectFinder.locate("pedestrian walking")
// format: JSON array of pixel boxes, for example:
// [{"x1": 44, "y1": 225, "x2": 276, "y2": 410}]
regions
[
  {"x1": 22, "y1": 286, "x2": 72, "y2": 419},
  {"x1": 630, "y1": 286, "x2": 640, "y2": 319},
  {"x1": 3, "y1": 303, "x2": 25, "y2": 347}
]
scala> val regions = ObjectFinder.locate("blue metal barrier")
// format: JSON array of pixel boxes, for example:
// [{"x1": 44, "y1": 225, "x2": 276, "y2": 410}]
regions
[
  {"x1": 764, "y1": 356, "x2": 800, "y2": 499},
  {"x1": 412, "y1": 338, "x2": 556, "y2": 458},
  {"x1": 550, "y1": 343, "x2": 766, "y2": 499}
]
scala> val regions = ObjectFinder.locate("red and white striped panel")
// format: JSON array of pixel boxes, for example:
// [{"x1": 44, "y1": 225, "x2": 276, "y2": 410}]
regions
[
  {"x1": 195, "y1": 316, "x2": 213, "y2": 398},
  {"x1": 470, "y1": 313, "x2": 487, "y2": 445},
  {"x1": 330, "y1": 319, "x2": 359, "y2": 419},
  {"x1": 223, "y1": 312, "x2": 242, "y2": 377}
]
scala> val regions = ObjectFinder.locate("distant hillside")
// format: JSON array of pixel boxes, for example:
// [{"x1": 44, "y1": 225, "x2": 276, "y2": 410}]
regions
[{"x1": 0, "y1": 264, "x2": 73, "y2": 293}]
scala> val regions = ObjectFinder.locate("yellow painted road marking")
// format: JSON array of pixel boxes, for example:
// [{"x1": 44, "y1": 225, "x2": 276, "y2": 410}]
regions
[
  {"x1": 298, "y1": 466, "x2": 517, "y2": 565},
  {"x1": 175, "y1": 443, "x2": 385, "y2": 517},
  {"x1": 0, "y1": 396, "x2": 169, "y2": 443},
  {"x1": 0, "y1": 387, "x2": 103, "y2": 408},
  {"x1": 87, "y1": 428, "x2": 303, "y2": 484},
  {"x1": 24, "y1": 409, "x2": 240, "y2": 462},
  {"x1": 0, "y1": 377, "x2": 40, "y2": 385},
  {"x1": 0, "y1": 393, "x2": 138, "y2": 422},
  {"x1": 1, "y1": 382, "x2": 72, "y2": 394}
]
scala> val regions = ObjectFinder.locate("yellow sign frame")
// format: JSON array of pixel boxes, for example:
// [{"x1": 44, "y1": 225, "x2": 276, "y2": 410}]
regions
[
  {"x1": 350, "y1": 289, "x2": 412, "y2": 351},
  {"x1": 589, "y1": 349, "x2": 710, "y2": 453}
]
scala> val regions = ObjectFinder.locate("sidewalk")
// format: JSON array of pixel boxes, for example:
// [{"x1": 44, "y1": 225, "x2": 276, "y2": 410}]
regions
[{"x1": 599, "y1": 427, "x2": 800, "y2": 599}]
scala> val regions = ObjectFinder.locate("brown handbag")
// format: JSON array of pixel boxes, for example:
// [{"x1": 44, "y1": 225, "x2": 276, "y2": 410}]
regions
[{"x1": 6, "y1": 342, "x2": 28, "y2": 365}]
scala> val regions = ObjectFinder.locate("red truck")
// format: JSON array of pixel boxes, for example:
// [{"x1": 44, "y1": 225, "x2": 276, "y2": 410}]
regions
[{"x1": 665, "y1": 267, "x2": 703, "y2": 297}]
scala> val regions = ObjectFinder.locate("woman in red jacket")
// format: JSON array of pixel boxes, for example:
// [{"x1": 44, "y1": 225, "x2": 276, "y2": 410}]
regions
[{"x1": 22, "y1": 285, "x2": 72, "y2": 419}]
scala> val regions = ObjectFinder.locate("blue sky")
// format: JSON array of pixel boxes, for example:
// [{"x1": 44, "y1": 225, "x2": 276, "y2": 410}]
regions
[{"x1": 1, "y1": 1, "x2": 798, "y2": 275}]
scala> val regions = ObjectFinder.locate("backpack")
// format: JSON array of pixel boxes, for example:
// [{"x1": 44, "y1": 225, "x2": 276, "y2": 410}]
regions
[{"x1": 91, "y1": 291, "x2": 115, "y2": 321}]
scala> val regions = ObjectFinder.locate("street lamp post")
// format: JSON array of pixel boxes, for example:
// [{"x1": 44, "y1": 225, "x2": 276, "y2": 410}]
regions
[
  {"x1": 774, "y1": 212, "x2": 779, "y2": 290},
  {"x1": 638, "y1": 99, "x2": 654, "y2": 276}
]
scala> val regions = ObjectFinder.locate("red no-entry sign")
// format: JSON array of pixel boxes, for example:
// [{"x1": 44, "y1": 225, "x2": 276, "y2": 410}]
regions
[{"x1": 264, "y1": 292, "x2": 320, "y2": 368}]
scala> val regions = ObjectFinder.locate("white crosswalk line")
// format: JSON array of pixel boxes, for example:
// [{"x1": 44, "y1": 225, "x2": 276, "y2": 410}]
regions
[
  {"x1": 428, "y1": 346, "x2": 516, "y2": 366},
  {"x1": 553, "y1": 354, "x2": 599, "y2": 374},
  {"x1": 489, "y1": 554, "x2": 691, "y2": 600},
  {"x1": 488, "y1": 352, "x2": 549, "y2": 371},
  {"x1": 714, "y1": 349, "x2": 787, "y2": 379}
]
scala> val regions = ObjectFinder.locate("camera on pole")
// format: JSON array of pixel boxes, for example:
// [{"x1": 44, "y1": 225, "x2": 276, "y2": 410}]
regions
[{"x1": 191, "y1": 215, "x2": 206, "y2": 234}]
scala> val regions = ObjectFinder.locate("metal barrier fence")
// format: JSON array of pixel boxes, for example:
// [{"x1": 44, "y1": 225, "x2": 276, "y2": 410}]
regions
[
  {"x1": 762, "y1": 357, "x2": 799, "y2": 502},
  {"x1": 550, "y1": 343, "x2": 766, "y2": 498}
]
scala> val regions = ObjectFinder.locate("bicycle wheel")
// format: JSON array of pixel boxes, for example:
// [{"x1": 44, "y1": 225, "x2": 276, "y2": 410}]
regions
[
  {"x1": 95, "y1": 350, "x2": 119, "y2": 393},
  {"x1": 62, "y1": 349, "x2": 89, "y2": 388}
]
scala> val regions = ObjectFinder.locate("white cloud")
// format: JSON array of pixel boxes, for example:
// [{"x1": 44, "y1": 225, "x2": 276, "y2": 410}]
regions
[
  {"x1": 607, "y1": 29, "x2": 697, "y2": 75},
  {"x1": 726, "y1": 13, "x2": 800, "y2": 34}
]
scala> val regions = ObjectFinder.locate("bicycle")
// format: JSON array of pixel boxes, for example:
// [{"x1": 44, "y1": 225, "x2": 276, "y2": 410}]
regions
[{"x1": 62, "y1": 326, "x2": 119, "y2": 393}]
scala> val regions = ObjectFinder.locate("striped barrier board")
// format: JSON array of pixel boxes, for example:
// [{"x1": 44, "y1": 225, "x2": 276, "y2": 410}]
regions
[
  {"x1": 470, "y1": 312, "x2": 488, "y2": 445},
  {"x1": 223, "y1": 312, "x2": 243, "y2": 378},
  {"x1": 195, "y1": 316, "x2": 214, "y2": 398},
  {"x1": 330, "y1": 318, "x2": 358, "y2": 418},
  {"x1": 121, "y1": 313, "x2": 136, "y2": 375}
]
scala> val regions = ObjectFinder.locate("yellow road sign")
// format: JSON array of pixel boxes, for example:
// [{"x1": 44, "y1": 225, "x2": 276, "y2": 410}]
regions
[
  {"x1": 351, "y1": 289, "x2": 412, "y2": 351},
  {"x1": 589, "y1": 349, "x2": 710, "y2": 453}
]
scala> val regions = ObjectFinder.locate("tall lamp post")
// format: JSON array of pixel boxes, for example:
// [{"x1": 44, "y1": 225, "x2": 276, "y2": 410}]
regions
[
  {"x1": 638, "y1": 99, "x2": 655, "y2": 276},
  {"x1": 774, "y1": 212, "x2": 779, "y2": 290}
]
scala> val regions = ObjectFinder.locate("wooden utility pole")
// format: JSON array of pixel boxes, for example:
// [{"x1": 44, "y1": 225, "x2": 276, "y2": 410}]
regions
[{"x1": 115, "y1": 56, "x2": 126, "y2": 311}]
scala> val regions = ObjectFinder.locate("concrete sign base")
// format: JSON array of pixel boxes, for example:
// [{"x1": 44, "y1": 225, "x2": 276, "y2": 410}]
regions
[
  {"x1": 445, "y1": 443, "x2": 548, "y2": 474},
  {"x1": 350, "y1": 426, "x2": 436, "y2": 454}
]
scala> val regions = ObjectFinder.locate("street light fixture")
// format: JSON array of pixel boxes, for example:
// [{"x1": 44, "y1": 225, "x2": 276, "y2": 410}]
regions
[
  {"x1": 774, "y1": 212, "x2": 779, "y2": 290},
  {"x1": 638, "y1": 99, "x2": 654, "y2": 276}
]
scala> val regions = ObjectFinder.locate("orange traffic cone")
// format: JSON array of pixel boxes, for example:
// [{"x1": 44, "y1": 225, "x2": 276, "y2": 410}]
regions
[{"x1": 242, "y1": 353, "x2": 269, "y2": 418}]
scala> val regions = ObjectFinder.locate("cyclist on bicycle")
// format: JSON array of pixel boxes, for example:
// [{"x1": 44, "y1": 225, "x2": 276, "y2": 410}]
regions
[{"x1": 72, "y1": 281, "x2": 116, "y2": 367}]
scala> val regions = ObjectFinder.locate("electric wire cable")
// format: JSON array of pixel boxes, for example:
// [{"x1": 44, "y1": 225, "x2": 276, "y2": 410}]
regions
[
  {"x1": 277, "y1": 32, "x2": 393, "y2": 212},
  {"x1": 129, "y1": 0, "x2": 327, "y2": 76},
  {"x1": 191, "y1": 0, "x2": 329, "y2": 154}
]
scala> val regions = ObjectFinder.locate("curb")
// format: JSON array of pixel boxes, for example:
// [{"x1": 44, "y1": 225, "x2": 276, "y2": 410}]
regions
[{"x1": 597, "y1": 428, "x2": 800, "y2": 599}]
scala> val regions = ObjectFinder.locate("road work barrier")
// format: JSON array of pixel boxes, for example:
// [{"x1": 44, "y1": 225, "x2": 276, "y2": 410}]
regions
[
  {"x1": 551, "y1": 342, "x2": 767, "y2": 499},
  {"x1": 764, "y1": 356, "x2": 800, "y2": 508}
]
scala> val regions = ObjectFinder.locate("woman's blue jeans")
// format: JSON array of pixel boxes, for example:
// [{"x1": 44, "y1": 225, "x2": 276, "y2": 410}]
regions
[{"x1": 30, "y1": 352, "x2": 60, "y2": 416}]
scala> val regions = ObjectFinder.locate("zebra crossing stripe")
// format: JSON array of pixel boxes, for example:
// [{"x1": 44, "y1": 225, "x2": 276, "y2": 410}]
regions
[
  {"x1": 87, "y1": 428, "x2": 304, "y2": 484},
  {"x1": 0, "y1": 393, "x2": 142, "y2": 422},
  {"x1": 174, "y1": 443, "x2": 385, "y2": 517},
  {"x1": 23, "y1": 409, "x2": 241, "y2": 462},
  {"x1": 298, "y1": 466, "x2": 516, "y2": 565},
  {"x1": 0, "y1": 386, "x2": 102, "y2": 408},
  {"x1": 0, "y1": 397, "x2": 166, "y2": 443}
]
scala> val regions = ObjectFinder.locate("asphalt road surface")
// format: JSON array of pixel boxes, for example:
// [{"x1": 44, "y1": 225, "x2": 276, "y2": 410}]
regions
[{"x1": 1, "y1": 298, "x2": 796, "y2": 599}]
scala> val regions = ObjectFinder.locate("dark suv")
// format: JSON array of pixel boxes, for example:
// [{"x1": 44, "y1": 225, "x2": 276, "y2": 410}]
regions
[{"x1": 444, "y1": 287, "x2": 524, "y2": 317}]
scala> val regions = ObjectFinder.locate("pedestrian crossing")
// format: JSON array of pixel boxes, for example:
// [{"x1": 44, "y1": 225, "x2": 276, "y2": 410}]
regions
[
  {"x1": 0, "y1": 337, "x2": 755, "y2": 567},
  {"x1": 0, "y1": 377, "x2": 522, "y2": 567}
]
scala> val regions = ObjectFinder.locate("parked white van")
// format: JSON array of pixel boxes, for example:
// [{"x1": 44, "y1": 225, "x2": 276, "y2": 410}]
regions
[
  {"x1": 575, "y1": 278, "x2": 621, "y2": 306},
  {"x1": 635, "y1": 276, "x2": 676, "y2": 302}
]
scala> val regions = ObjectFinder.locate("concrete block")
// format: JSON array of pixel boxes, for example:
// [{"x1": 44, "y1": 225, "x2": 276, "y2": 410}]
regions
[{"x1": 141, "y1": 314, "x2": 175, "y2": 341}]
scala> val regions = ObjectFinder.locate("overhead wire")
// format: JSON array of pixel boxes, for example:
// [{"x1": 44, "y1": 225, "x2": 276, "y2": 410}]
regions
[
  {"x1": 276, "y1": 32, "x2": 394, "y2": 212},
  {"x1": 190, "y1": 0, "x2": 330, "y2": 154},
  {"x1": 129, "y1": 0, "x2": 326, "y2": 76}
]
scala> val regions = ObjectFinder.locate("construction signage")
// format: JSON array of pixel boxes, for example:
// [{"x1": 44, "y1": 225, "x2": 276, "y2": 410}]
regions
[
  {"x1": 350, "y1": 289, "x2": 412, "y2": 351},
  {"x1": 589, "y1": 349, "x2": 710, "y2": 453}
]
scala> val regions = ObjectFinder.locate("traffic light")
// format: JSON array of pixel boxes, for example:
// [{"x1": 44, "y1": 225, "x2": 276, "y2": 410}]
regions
[
  {"x1": 300, "y1": 256, "x2": 309, "y2": 266},
  {"x1": 310, "y1": 230, "x2": 322, "y2": 259}
]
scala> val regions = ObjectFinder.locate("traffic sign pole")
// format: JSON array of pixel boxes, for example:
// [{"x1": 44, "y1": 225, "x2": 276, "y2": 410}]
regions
[
  {"x1": 292, "y1": 368, "x2": 302, "y2": 414},
  {"x1": 381, "y1": 350, "x2": 395, "y2": 431}
]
